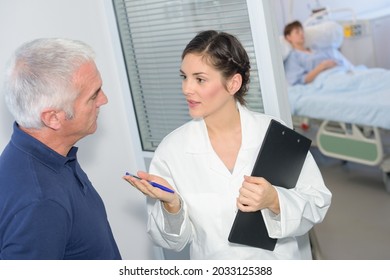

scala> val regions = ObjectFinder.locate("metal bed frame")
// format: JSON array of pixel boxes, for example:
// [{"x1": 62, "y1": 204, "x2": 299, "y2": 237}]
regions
[{"x1": 293, "y1": 116, "x2": 390, "y2": 193}]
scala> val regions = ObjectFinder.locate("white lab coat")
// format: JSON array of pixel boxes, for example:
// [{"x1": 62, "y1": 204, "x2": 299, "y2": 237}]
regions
[{"x1": 147, "y1": 104, "x2": 331, "y2": 259}]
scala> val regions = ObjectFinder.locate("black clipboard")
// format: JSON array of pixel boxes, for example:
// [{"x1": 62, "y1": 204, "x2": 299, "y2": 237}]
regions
[{"x1": 228, "y1": 119, "x2": 312, "y2": 251}]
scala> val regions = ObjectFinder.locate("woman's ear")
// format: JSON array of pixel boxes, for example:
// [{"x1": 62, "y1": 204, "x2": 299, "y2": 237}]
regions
[
  {"x1": 228, "y1": 73, "x2": 242, "y2": 95},
  {"x1": 40, "y1": 109, "x2": 63, "y2": 130}
]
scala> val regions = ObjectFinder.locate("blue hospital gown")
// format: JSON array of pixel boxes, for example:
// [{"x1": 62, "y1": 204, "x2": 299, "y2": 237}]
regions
[{"x1": 284, "y1": 48, "x2": 354, "y2": 86}]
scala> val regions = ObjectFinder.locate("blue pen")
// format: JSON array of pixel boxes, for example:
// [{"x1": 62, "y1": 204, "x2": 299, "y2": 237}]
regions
[{"x1": 125, "y1": 172, "x2": 175, "y2": 193}]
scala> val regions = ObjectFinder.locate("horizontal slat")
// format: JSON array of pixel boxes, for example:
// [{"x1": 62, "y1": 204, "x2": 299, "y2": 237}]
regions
[{"x1": 113, "y1": 0, "x2": 264, "y2": 151}]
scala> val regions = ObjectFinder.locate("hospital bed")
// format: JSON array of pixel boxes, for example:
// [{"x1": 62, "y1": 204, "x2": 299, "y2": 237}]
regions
[{"x1": 281, "y1": 19, "x2": 390, "y2": 192}]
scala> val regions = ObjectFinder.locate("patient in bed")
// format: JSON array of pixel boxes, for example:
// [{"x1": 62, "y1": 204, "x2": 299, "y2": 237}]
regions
[{"x1": 283, "y1": 20, "x2": 354, "y2": 86}]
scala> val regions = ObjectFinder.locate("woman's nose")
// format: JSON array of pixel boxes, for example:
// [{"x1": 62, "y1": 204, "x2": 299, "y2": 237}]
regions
[{"x1": 182, "y1": 80, "x2": 194, "y2": 96}]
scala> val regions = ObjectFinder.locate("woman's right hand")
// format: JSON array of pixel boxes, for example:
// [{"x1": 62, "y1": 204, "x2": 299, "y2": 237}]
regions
[{"x1": 123, "y1": 171, "x2": 181, "y2": 213}]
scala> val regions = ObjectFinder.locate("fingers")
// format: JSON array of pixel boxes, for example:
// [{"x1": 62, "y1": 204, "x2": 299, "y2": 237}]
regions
[
  {"x1": 123, "y1": 173, "x2": 176, "y2": 203},
  {"x1": 323, "y1": 60, "x2": 337, "y2": 69},
  {"x1": 319, "y1": 60, "x2": 335, "y2": 71},
  {"x1": 237, "y1": 177, "x2": 263, "y2": 211},
  {"x1": 135, "y1": 171, "x2": 170, "y2": 190},
  {"x1": 237, "y1": 175, "x2": 275, "y2": 212},
  {"x1": 241, "y1": 175, "x2": 270, "y2": 195},
  {"x1": 123, "y1": 175, "x2": 156, "y2": 197},
  {"x1": 136, "y1": 170, "x2": 152, "y2": 181},
  {"x1": 237, "y1": 198, "x2": 258, "y2": 212}
]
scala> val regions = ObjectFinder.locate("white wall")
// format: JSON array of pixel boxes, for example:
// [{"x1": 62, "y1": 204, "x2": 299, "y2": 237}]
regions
[
  {"x1": 0, "y1": 0, "x2": 158, "y2": 259},
  {"x1": 275, "y1": 0, "x2": 390, "y2": 69},
  {"x1": 276, "y1": 0, "x2": 390, "y2": 33},
  {"x1": 2, "y1": 0, "x2": 388, "y2": 260}
]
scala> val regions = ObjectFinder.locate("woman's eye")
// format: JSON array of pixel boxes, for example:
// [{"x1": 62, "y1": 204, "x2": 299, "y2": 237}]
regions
[
  {"x1": 180, "y1": 74, "x2": 186, "y2": 80},
  {"x1": 196, "y1": 78, "x2": 205, "y2": 83}
]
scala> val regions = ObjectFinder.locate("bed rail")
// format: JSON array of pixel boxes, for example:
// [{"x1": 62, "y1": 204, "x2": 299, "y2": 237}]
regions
[{"x1": 316, "y1": 120, "x2": 383, "y2": 166}]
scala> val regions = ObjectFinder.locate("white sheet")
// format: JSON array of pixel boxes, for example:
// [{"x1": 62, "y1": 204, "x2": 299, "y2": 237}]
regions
[{"x1": 288, "y1": 66, "x2": 390, "y2": 130}]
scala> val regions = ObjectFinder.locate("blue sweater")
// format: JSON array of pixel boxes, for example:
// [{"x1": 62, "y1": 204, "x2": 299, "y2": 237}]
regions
[{"x1": 0, "y1": 123, "x2": 121, "y2": 260}]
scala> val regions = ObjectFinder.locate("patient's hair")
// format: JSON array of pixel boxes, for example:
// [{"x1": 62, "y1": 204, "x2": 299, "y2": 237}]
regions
[
  {"x1": 284, "y1": 20, "x2": 303, "y2": 37},
  {"x1": 3, "y1": 38, "x2": 95, "y2": 129},
  {"x1": 182, "y1": 30, "x2": 250, "y2": 105}
]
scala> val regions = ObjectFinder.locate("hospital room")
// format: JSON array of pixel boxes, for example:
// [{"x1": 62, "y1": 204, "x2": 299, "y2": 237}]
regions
[{"x1": 0, "y1": 0, "x2": 390, "y2": 267}]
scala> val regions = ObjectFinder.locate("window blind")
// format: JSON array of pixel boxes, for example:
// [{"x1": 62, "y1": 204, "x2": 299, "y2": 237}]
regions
[{"x1": 112, "y1": 0, "x2": 264, "y2": 151}]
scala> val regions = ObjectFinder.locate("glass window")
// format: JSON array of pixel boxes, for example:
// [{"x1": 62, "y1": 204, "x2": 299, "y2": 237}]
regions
[{"x1": 112, "y1": 0, "x2": 264, "y2": 151}]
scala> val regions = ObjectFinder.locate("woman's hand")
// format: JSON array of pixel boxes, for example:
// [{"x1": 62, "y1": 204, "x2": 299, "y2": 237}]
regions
[
  {"x1": 123, "y1": 171, "x2": 181, "y2": 213},
  {"x1": 237, "y1": 175, "x2": 280, "y2": 215}
]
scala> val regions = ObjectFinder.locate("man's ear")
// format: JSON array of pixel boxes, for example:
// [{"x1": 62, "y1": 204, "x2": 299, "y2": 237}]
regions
[
  {"x1": 40, "y1": 109, "x2": 63, "y2": 130},
  {"x1": 285, "y1": 34, "x2": 292, "y2": 44},
  {"x1": 228, "y1": 73, "x2": 242, "y2": 95}
]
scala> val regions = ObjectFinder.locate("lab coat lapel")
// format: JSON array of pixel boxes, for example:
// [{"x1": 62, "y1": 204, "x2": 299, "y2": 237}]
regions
[
  {"x1": 184, "y1": 117, "x2": 234, "y2": 178},
  {"x1": 231, "y1": 104, "x2": 262, "y2": 176},
  {"x1": 203, "y1": 119, "x2": 233, "y2": 177}
]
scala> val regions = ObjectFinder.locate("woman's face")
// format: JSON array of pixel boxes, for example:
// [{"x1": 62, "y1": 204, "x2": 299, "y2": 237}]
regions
[{"x1": 180, "y1": 53, "x2": 235, "y2": 119}]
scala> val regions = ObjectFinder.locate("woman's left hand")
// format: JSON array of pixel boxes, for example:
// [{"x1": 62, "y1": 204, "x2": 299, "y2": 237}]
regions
[{"x1": 237, "y1": 175, "x2": 280, "y2": 214}]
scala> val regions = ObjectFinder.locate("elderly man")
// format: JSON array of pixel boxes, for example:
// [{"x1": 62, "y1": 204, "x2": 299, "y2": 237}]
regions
[{"x1": 0, "y1": 38, "x2": 121, "y2": 259}]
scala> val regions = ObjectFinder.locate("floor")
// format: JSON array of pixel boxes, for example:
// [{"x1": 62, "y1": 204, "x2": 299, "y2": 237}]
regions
[{"x1": 310, "y1": 147, "x2": 390, "y2": 260}]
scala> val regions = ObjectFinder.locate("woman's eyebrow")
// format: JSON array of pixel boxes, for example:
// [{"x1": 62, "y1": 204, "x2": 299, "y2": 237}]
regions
[{"x1": 180, "y1": 69, "x2": 207, "y2": 76}]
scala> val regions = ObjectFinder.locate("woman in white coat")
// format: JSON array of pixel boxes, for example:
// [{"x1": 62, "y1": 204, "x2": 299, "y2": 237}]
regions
[{"x1": 124, "y1": 30, "x2": 332, "y2": 259}]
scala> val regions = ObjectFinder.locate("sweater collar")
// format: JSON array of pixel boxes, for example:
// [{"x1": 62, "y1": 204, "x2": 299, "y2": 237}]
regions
[{"x1": 11, "y1": 122, "x2": 78, "y2": 172}]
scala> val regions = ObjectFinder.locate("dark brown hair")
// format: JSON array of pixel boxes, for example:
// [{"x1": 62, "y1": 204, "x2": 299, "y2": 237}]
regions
[
  {"x1": 284, "y1": 20, "x2": 303, "y2": 38},
  {"x1": 181, "y1": 30, "x2": 250, "y2": 105}
]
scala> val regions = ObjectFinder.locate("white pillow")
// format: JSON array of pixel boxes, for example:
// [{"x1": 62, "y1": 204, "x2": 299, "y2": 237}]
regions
[
  {"x1": 280, "y1": 20, "x2": 343, "y2": 60},
  {"x1": 305, "y1": 21, "x2": 343, "y2": 49},
  {"x1": 279, "y1": 35, "x2": 292, "y2": 61}
]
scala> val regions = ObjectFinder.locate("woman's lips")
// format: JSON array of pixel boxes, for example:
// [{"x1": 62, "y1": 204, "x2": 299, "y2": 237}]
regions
[{"x1": 187, "y1": 99, "x2": 200, "y2": 108}]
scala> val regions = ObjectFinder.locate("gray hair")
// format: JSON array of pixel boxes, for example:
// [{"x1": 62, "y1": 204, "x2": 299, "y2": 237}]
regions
[{"x1": 3, "y1": 38, "x2": 95, "y2": 128}]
